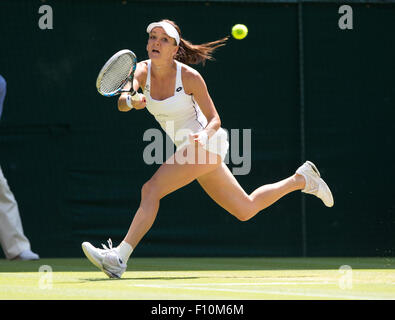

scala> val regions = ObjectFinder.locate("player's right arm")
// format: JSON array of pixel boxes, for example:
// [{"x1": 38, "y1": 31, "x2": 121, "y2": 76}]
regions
[{"x1": 118, "y1": 61, "x2": 147, "y2": 111}]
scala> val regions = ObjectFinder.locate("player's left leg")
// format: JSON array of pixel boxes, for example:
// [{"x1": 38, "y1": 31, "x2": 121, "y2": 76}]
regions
[
  {"x1": 197, "y1": 163, "x2": 305, "y2": 221},
  {"x1": 198, "y1": 160, "x2": 333, "y2": 221}
]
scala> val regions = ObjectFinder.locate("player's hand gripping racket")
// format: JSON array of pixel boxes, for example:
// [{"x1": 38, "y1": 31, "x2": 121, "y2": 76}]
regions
[{"x1": 96, "y1": 49, "x2": 140, "y2": 102}]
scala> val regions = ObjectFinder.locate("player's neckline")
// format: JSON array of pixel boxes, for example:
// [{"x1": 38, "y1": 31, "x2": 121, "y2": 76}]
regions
[{"x1": 149, "y1": 93, "x2": 177, "y2": 102}]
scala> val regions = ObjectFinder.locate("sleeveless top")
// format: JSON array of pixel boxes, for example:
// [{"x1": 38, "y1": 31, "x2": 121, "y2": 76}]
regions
[{"x1": 143, "y1": 59, "x2": 208, "y2": 147}]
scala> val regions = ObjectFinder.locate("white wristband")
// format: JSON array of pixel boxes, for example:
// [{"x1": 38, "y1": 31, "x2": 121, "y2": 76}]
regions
[
  {"x1": 126, "y1": 94, "x2": 132, "y2": 108},
  {"x1": 126, "y1": 94, "x2": 136, "y2": 109}
]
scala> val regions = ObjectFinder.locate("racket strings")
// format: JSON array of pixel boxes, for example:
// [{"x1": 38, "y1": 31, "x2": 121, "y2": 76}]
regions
[{"x1": 99, "y1": 54, "x2": 134, "y2": 94}]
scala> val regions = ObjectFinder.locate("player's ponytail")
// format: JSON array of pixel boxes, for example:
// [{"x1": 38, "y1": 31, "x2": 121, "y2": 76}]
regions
[
  {"x1": 176, "y1": 37, "x2": 229, "y2": 66},
  {"x1": 161, "y1": 19, "x2": 229, "y2": 66}
]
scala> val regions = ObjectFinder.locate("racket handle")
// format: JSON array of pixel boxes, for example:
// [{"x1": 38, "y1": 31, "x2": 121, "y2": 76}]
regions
[
  {"x1": 131, "y1": 92, "x2": 141, "y2": 102},
  {"x1": 126, "y1": 92, "x2": 144, "y2": 109}
]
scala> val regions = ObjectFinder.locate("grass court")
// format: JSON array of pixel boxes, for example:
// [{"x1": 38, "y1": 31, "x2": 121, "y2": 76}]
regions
[{"x1": 0, "y1": 257, "x2": 394, "y2": 300}]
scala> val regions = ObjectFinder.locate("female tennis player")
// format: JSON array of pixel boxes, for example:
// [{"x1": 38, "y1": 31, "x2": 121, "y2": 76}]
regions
[{"x1": 82, "y1": 19, "x2": 334, "y2": 278}]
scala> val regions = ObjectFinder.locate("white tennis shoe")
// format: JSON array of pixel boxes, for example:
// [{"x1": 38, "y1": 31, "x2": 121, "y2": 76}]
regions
[
  {"x1": 14, "y1": 250, "x2": 40, "y2": 260},
  {"x1": 81, "y1": 239, "x2": 127, "y2": 279},
  {"x1": 296, "y1": 161, "x2": 334, "y2": 207}
]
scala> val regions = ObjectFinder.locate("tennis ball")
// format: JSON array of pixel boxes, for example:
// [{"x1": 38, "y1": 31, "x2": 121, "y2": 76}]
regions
[{"x1": 231, "y1": 24, "x2": 248, "y2": 40}]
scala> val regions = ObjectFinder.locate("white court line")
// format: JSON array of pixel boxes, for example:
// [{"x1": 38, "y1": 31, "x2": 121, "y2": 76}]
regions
[
  {"x1": 174, "y1": 282, "x2": 330, "y2": 286},
  {"x1": 129, "y1": 283, "x2": 385, "y2": 300}
]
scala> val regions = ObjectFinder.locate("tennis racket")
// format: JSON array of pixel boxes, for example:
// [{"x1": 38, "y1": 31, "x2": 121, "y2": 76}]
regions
[{"x1": 96, "y1": 49, "x2": 139, "y2": 99}]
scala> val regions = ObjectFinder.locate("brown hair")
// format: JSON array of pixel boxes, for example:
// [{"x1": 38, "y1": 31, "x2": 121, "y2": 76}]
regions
[{"x1": 161, "y1": 19, "x2": 228, "y2": 66}]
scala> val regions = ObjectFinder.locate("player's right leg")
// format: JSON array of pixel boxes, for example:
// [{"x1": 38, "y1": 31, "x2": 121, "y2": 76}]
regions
[
  {"x1": 122, "y1": 143, "x2": 222, "y2": 249},
  {"x1": 82, "y1": 143, "x2": 222, "y2": 278}
]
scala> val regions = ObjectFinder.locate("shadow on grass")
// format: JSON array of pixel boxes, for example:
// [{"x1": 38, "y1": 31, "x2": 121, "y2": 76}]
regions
[
  {"x1": 0, "y1": 257, "x2": 394, "y2": 273},
  {"x1": 73, "y1": 276, "x2": 201, "y2": 284}
]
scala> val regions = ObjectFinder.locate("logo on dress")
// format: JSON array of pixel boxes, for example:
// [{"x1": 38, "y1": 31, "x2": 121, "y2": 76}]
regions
[{"x1": 176, "y1": 87, "x2": 182, "y2": 92}]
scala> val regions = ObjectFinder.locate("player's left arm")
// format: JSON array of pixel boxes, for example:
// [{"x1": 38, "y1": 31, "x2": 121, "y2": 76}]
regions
[{"x1": 183, "y1": 67, "x2": 221, "y2": 142}]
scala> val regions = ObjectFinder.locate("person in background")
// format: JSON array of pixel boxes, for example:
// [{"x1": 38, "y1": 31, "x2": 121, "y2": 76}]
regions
[{"x1": 0, "y1": 74, "x2": 39, "y2": 260}]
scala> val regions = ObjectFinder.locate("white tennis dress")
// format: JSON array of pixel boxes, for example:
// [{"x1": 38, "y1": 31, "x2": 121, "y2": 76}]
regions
[{"x1": 143, "y1": 59, "x2": 229, "y2": 161}]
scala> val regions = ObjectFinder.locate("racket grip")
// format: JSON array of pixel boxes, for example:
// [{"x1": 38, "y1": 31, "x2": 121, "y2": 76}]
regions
[{"x1": 131, "y1": 92, "x2": 141, "y2": 102}]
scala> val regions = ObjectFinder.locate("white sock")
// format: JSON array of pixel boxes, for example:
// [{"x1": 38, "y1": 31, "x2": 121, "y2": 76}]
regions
[{"x1": 116, "y1": 241, "x2": 133, "y2": 263}]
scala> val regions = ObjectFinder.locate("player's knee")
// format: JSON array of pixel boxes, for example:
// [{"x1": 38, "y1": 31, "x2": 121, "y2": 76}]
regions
[
  {"x1": 141, "y1": 180, "x2": 154, "y2": 198},
  {"x1": 141, "y1": 179, "x2": 161, "y2": 200},
  {"x1": 235, "y1": 213, "x2": 251, "y2": 222},
  {"x1": 232, "y1": 207, "x2": 254, "y2": 222}
]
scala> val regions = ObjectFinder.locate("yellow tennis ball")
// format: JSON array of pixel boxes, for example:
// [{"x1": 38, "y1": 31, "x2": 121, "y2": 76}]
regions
[{"x1": 232, "y1": 24, "x2": 248, "y2": 40}]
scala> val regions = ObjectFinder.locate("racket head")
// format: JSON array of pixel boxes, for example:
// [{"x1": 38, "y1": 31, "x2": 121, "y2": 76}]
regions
[{"x1": 96, "y1": 49, "x2": 137, "y2": 97}]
